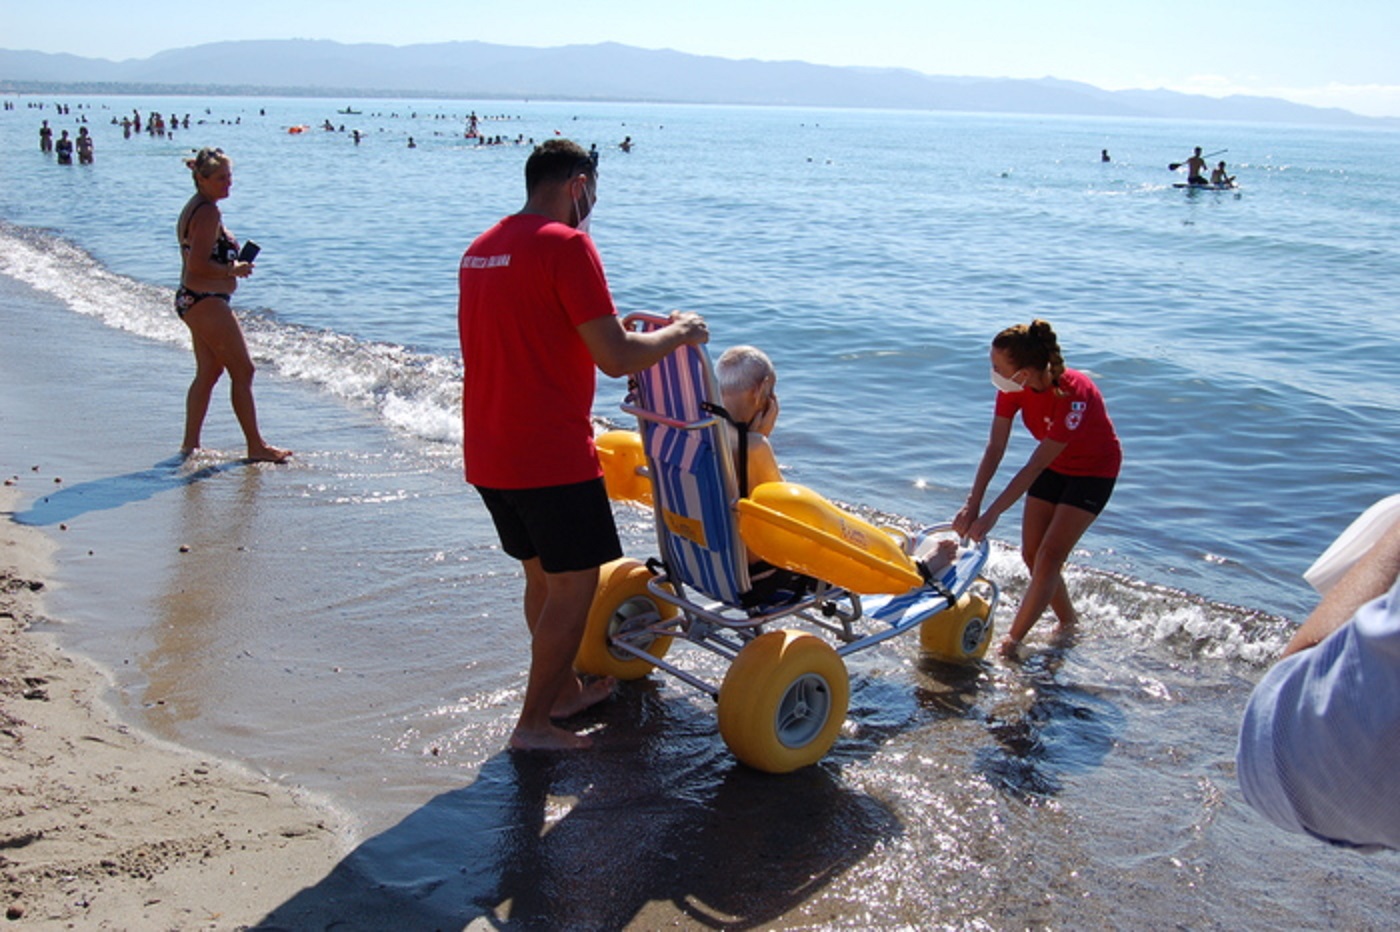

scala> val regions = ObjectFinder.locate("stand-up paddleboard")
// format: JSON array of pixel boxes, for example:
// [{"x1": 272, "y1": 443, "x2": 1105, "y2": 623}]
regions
[
  {"x1": 1173, "y1": 182, "x2": 1238, "y2": 191},
  {"x1": 1304, "y1": 494, "x2": 1400, "y2": 593}
]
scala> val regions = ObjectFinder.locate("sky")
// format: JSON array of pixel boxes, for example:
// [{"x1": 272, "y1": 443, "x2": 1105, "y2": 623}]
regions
[{"x1": 6, "y1": 0, "x2": 1400, "y2": 118}]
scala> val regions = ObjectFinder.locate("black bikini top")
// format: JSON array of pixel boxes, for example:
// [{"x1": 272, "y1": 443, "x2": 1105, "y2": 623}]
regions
[{"x1": 180, "y1": 201, "x2": 238, "y2": 265}]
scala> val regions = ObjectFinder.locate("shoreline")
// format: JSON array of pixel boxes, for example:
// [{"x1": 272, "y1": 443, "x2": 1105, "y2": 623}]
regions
[{"x1": 0, "y1": 485, "x2": 347, "y2": 928}]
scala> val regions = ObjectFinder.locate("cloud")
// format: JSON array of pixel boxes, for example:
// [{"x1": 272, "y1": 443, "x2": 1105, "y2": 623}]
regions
[
  {"x1": 1166, "y1": 75, "x2": 1400, "y2": 119},
  {"x1": 1284, "y1": 83, "x2": 1400, "y2": 119}
]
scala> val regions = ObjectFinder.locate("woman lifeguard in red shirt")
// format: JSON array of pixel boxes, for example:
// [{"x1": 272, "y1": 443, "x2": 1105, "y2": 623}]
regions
[{"x1": 953, "y1": 320, "x2": 1122, "y2": 658}]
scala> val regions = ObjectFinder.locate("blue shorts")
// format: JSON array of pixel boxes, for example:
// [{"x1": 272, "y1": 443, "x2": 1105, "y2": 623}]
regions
[
  {"x1": 1027, "y1": 468, "x2": 1116, "y2": 516},
  {"x1": 475, "y1": 477, "x2": 622, "y2": 574}
]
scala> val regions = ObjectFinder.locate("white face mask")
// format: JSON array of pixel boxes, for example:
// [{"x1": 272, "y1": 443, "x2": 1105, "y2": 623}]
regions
[
  {"x1": 573, "y1": 185, "x2": 595, "y2": 234},
  {"x1": 991, "y1": 368, "x2": 1024, "y2": 393}
]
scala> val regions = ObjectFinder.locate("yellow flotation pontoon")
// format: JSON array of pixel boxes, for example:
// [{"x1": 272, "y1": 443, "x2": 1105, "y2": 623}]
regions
[
  {"x1": 596, "y1": 429, "x2": 652, "y2": 507},
  {"x1": 736, "y1": 482, "x2": 924, "y2": 595},
  {"x1": 599, "y1": 431, "x2": 922, "y2": 594}
]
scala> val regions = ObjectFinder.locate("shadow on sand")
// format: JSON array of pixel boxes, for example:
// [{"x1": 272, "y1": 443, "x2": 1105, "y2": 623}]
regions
[
  {"x1": 12, "y1": 455, "x2": 243, "y2": 526},
  {"x1": 259, "y1": 640, "x2": 1123, "y2": 927},
  {"x1": 257, "y1": 681, "x2": 902, "y2": 930}
]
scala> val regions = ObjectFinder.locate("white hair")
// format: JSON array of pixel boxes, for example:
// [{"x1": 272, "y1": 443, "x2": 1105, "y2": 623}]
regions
[{"x1": 716, "y1": 345, "x2": 774, "y2": 401}]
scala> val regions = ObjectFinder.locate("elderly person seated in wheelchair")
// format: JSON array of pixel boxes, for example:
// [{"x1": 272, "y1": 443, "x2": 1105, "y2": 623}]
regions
[
  {"x1": 715, "y1": 345, "x2": 783, "y2": 495},
  {"x1": 715, "y1": 345, "x2": 956, "y2": 606},
  {"x1": 716, "y1": 345, "x2": 807, "y2": 607}
]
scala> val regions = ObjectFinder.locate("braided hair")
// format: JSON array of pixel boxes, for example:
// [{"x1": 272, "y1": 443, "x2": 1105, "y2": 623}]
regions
[{"x1": 992, "y1": 319, "x2": 1067, "y2": 388}]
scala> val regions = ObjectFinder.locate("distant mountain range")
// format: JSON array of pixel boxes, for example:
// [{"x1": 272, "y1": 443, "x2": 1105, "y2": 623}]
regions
[{"x1": 0, "y1": 39, "x2": 1389, "y2": 127}]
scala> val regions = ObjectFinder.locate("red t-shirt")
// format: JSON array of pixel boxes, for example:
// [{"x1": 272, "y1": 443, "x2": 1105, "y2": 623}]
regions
[
  {"x1": 994, "y1": 367, "x2": 1122, "y2": 477},
  {"x1": 458, "y1": 214, "x2": 616, "y2": 489}
]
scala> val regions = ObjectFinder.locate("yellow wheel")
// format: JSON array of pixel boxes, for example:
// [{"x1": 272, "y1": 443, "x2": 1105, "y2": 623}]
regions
[
  {"x1": 575, "y1": 559, "x2": 676, "y2": 680},
  {"x1": 920, "y1": 592, "x2": 994, "y2": 663},
  {"x1": 718, "y1": 630, "x2": 849, "y2": 773}
]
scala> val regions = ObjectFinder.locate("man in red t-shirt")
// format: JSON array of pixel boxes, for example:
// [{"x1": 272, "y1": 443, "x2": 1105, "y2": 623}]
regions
[{"x1": 459, "y1": 139, "x2": 708, "y2": 752}]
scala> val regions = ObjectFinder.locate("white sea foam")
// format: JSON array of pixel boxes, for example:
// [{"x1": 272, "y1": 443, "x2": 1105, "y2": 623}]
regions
[
  {"x1": 0, "y1": 222, "x2": 187, "y2": 346},
  {"x1": 0, "y1": 221, "x2": 466, "y2": 447}
]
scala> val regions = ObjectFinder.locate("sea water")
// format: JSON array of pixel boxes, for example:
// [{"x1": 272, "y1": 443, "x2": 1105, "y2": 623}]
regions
[{"x1": 2, "y1": 96, "x2": 1399, "y2": 926}]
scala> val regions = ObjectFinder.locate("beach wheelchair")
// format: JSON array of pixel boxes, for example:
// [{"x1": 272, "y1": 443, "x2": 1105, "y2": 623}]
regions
[{"x1": 579, "y1": 313, "x2": 1000, "y2": 772}]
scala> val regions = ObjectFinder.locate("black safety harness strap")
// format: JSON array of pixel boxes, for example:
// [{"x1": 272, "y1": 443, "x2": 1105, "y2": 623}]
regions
[{"x1": 701, "y1": 401, "x2": 748, "y2": 497}]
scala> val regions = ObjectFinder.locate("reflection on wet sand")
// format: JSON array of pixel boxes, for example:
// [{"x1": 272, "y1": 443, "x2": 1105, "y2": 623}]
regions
[
  {"x1": 262, "y1": 682, "x2": 900, "y2": 929},
  {"x1": 143, "y1": 465, "x2": 263, "y2": 733},
  {"x1": 258, "y1": 626, "x2": 1139, "y2": 927},
  {"x1": 974, "y1": 650, "x2": 1124, "y2": 803}
]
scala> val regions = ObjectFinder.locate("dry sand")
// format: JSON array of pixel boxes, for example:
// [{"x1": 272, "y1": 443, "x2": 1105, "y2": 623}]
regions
[{"x1": 0, "y1": 485, "x2": 347, "y2": 929}]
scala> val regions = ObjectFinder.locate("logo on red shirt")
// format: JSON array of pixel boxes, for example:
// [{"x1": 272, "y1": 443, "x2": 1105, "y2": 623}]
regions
[{"x1": 1067, "y1": 400, "x2": 1086, "y2": 430}]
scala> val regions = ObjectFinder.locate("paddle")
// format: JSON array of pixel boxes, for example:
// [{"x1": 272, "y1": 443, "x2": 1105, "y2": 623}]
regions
[{"x1": 1168, "y1": 148, "x2": 1227, "y2": 171}]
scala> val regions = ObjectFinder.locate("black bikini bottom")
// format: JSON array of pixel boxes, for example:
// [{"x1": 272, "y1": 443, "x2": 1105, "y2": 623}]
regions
[{"x1": 175, "y1": 286, "x2": 231, "y2": 318}]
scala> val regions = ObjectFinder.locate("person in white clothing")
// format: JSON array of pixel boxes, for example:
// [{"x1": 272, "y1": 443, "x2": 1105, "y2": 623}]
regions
[{"x1": 1236, "y1": 510, "x2": 1400, "y2": 850}]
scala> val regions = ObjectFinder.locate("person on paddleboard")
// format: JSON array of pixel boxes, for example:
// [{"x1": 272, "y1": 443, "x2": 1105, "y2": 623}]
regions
[
  {"x1": 1181, "y1": 147, "x2": 1208, "y2": 185},
  {"x1": 1210, "y1": 161, "x2": 1236, "y2": 187}
]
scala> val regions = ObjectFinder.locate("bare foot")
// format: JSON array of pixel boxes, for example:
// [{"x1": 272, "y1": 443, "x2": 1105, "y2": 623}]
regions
[
  {"x1": 509, "y1": 723, "x2": 594, "y2": 752},
  {"x1": 998, "y1": 635, "x2": 1023, "y2": 660},
  {"x1": 918, "y1": 538, "x2": 960, "y2": 576},
  {"x1": 246, "y1": 444, "x2": 293, "y2": 464},
  {"x1": 1049, "y1": 620, "x2": 1078, "y2": 649},
  {"x1": 551, "y1": 675, "x2": 616, "y2": 720}
]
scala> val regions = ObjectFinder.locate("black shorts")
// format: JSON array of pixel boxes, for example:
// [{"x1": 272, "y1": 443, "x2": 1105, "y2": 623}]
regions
[
  {"x1": 1027, "y1": 468, "x2": 1116, "y2": 516},
  {"x1": 475, "y1": 477, "x2": 622, "y2": 574}
]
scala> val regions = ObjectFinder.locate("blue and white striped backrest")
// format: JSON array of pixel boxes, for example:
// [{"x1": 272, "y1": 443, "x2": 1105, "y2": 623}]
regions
[{"x1": 625, "y1": 315, "x2": 748, "y2": 604}]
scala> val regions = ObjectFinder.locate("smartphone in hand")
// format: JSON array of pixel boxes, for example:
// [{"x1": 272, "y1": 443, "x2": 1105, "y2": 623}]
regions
[{"x1": 238, "y1": 240, "x2": 261, "y2": 263}]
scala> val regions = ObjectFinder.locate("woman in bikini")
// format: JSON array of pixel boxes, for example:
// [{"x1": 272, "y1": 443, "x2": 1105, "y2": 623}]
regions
[{"x1": 176, "y1": 148, "x2": 290, "y2": 463}]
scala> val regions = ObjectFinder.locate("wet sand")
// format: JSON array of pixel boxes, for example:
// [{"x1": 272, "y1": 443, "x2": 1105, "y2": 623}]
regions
[{"x1": 0, "y1": 484, "x2": 347, "y2": 928}]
